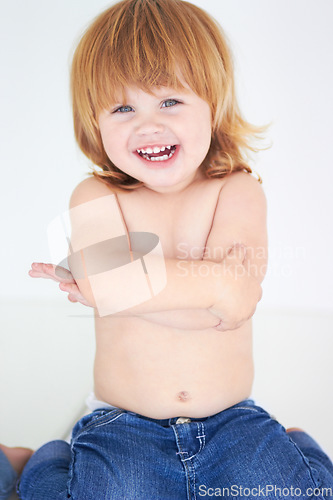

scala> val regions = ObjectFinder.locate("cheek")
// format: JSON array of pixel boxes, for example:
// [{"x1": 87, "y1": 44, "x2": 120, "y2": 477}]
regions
[
  {"x1": 192, "y1": 114, "x2": 212, "y2": 154},
  {"x1": 99, "y1": 127, "x2": 124, "y2": 160},
  {"x1": 190, "y1": 104, "x2": 212, "y2": 139}
]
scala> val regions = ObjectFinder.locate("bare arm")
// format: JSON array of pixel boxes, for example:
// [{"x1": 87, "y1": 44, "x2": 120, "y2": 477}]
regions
[
  {"x1": 203, "y1": 171, "x2": 268, "y2": 329},
  {"x1": 67, "y1": 173, "x2": 267, "y2": 330},
  {"x1": 108, "y1": 246, "x2": 252, "y2": 316}
]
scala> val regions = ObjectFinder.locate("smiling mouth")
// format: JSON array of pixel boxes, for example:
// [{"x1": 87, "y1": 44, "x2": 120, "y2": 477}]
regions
[{"x1": 136, "y1": 145, "x2": 177, "y2": 162}]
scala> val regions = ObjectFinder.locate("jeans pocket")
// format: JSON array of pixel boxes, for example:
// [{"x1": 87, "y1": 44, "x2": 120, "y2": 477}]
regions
[{"x1": 72, "y1": 408, "x2": 123, "y2": 439}]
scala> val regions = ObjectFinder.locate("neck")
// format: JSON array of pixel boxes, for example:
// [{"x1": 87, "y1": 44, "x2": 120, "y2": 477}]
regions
[{"x1": 143, "y1": 167, "x2": 206, "y2": 197}]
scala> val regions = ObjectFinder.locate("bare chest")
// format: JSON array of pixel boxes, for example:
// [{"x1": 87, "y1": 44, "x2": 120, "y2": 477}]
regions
[{"x1": 116, "y1": 180, "x2": 225, "y2": 260}]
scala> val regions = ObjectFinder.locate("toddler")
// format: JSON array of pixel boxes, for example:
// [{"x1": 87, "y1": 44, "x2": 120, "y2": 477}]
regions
[{"x1": 2, "y1": 0, "x2": 332, "y2": 498}]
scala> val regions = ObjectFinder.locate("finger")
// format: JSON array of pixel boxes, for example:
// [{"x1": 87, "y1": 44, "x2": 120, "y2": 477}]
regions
[
  {"x1": 225, "y1": 244, "x2": 247, "y2": 265},
  {"x1": 31, "y1": 262, "x2": 53, "y2": 272},
  {"x1": 29, "y1": 269, "x2": 48, "y2": 278},
  {"x1": 29, "y1": 263, "x2": 58, "y2": 280},
  {"x1": 223, "y1": 245, "x2": 246, "y2": 269},
  {"x1": 59, "y1": 282, "x2": 79, "y2": 294},
  {"x1": 59, "y1": 282, "x2": 87, "y2": 304},
  {"x1": 67, "y1": 289, "x2": 92, "y2": 308},
  {"x1": 217, "y1": 320, "x2": 244, "y2": 332},
  {"x1": 28, "y1": 269, "x2": 57, "y2": 280},
  {"x1": 30, "y1": 263, "x2": 75, "y2": 283},
  {"x1": 42, "y1": 263, "x2": 74, "y2": 282},
  {"x1": 67, "y1": 294, "x2": 78, "y2": 303}
]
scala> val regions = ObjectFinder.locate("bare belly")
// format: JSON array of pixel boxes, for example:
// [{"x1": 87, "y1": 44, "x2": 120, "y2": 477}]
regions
[{"x1": 93, "y1": 310, "x2": 254, "y2": 419}]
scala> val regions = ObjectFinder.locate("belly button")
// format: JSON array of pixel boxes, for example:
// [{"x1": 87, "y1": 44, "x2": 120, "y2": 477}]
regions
[{"x1": 177, "y1": 391, "x2": 191, "y2": 402}]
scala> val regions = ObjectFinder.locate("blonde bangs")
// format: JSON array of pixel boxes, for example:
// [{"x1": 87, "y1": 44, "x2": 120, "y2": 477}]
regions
[{"x1": 71, "y1": 0, "x2": 267, "y2": 190}]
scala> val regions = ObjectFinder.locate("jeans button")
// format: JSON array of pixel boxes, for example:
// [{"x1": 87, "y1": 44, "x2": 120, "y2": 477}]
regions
[{"x1": 176, "y1": 417, "x2": 191, "y2": 424}]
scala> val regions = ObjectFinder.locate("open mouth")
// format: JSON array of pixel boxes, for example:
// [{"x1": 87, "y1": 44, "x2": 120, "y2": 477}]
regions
[{"x1": 136, "y1": 145, "x2": 177, "y2": 162}]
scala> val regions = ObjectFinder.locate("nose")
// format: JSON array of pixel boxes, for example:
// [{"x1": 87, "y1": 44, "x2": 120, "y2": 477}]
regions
[{"x1": 135, "y1": 114, "x2": 165, "y2": 137}]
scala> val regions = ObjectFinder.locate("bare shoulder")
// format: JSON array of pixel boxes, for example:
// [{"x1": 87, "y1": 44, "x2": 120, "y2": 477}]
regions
[
  {"x1": 70, "y1": 176, "x2": 120, "y2": 208},
  {"x1": 215, "y1": 171, "x2": 267, "y2": 236},
  {"x1": 220, "y1": 170, "x2": 267, "y2": 208},
  {"x1": 204, "y1": 171, "x2": 268, "y2": 270}
]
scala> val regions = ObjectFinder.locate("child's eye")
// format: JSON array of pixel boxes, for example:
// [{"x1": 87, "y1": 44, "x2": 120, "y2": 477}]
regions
[
  {"x1": 113, "y1": 105, "x2": 134, "y2": 113},
  {"x1": 162, "y1": 99, "x2": 180, "y2": 108}
]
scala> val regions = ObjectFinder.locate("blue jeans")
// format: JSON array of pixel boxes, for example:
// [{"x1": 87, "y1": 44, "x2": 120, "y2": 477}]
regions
[
  {"x1": 16, "y1": 400, "x2": 333, "y2": 499},
  {"x1": 0, "y1": 450, "x2": 17, "y2": 500}
]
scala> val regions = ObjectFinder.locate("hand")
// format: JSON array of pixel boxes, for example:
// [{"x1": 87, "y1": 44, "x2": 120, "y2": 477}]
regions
[
  {"x1": 209, "y1": 244, "x2": 263, "y2": 331},
  {"x1": 28, "y1": 262, "x2": 93, "y2": 307}
]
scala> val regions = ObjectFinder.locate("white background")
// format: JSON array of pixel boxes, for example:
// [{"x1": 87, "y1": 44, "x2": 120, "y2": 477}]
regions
[{"x1": 1, "y1": 0, "x2": 333, "y2": 459}]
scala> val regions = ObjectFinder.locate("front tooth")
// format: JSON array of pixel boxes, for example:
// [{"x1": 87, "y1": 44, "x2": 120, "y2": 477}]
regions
[
  {"x1": 146, "y1": 147, "x2": 153, "y2": 154},
  {"x1": 153, "y1": 146, "x2": 161, "y2": 154},
  {"x1": 161, "y1": 146, "x2": 165, "y2": 152}
]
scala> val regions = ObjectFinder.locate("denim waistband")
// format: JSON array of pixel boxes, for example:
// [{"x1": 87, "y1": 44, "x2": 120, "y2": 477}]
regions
[
  {"x1": 127, "y1": 412, "x2": 208, "y2": 427},
  {"x1": 87, "y1": 391, "x2": 256, "y2": 427},
  {"x1": 114, "y1": 398, "x2": 256, "y2": 427}
]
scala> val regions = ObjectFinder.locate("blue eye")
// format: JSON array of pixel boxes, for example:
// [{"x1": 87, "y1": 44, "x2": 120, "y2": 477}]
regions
[
  {"x1": 114, "y1": 105, "x2": 134, "y2": 113},
  {"x1": 162, "y1": 99, "x2": 180, "y2": 108}
]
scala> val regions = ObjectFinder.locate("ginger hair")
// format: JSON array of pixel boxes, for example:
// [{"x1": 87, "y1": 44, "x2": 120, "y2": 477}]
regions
[{"x1": 71, "y1": 0, "x2": 265, "y2": 190}]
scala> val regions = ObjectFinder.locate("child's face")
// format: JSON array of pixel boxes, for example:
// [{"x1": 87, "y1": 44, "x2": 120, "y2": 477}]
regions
[{"x1": 98, "y1": 83, "x2": 212, "y2": 193}]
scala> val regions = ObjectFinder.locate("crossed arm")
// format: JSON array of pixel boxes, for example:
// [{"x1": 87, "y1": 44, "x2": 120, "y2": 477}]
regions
[{"x1": 29, "y1": 172, "x2": 267, "y2": 331}]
